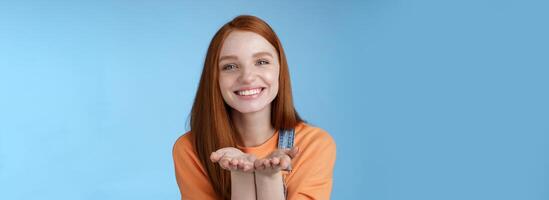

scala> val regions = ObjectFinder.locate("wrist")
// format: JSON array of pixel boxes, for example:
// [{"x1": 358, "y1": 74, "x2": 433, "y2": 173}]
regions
[
  {"x1": 231, "y1": 170, "x2": 254, "y2": 177},
  {"x1": 254, "y1": 170, "x2": 285, "y2": 200},
  {"x1": 255, "y1": 170, "x2": 282, "y2": 181},
  {"x1": 230, "y1": 170, "x2": 256, "y2": 200}
]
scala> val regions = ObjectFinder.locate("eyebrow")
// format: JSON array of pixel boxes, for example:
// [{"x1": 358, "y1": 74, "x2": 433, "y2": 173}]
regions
[{"x1": 219, "y1": 51, "x2": 274, "y2": 62}]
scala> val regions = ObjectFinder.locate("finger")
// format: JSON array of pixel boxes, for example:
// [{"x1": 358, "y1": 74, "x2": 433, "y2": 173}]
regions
[
  {"x1": 237, "y1": 160, "x2": 248, "y2": 170},
  {"x1": 243, "y1": 163, "x2": 253, "y2": 172},
  {"x1": 231, "y1": 158, "x2": 241, "y2": 170},
  {"x1": 271, "y1": 157, "x2": 280, "y2": 166},
  {"x1": 287, "y1": 147, "x2": 300, "y2": 159},
  {"x1": 264, "y1": 159, "x2": 272, "y2": 169},
  {"x1": 211, "y1": 151, "x2": 227, "y2": 162},
  {"x1": 219, "y1": 162, "x2": 230, "y2": 170},
  {"x1": 254, "y1": 160, "x2": 264, "y2": 170},
  {"x1": 220, "y1": 157, "x2": 231, "y2": 169},
  {"x1": 210, "y1": 152, "x2": 223, "y2": 162},
  {"x1": 271, "y1": 161, "x2": 282, "y2": 171},
  {"x1": 242, "y1": 158, "x2": 254, "y2": 169},
  {"x1": 247, "y1": 163, "x2": 255, "y2": 172},
  {"x1": 231, "y1": 158, "x2": 239, "y2": 166},
  {"x1": 233, "y1": 162, "x2": 242, "y2": 171},
  {"x1": 279, "y1": 158, "x2": 289, "y2": 170},
  {"x1": 239, "y1": 157, "x2": 248, "y2": 165},
  {"x1": 210, "y1": 152, "x2": 218, "y2": 162}
]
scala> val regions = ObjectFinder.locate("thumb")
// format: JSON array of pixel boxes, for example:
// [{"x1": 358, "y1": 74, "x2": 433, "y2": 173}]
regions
[
  {"x1": 286, "y1": 147, "x2": 300, "y2": 159},
  {"x1": 210, "y1": 151, "x2": 225, "y2": 162}
]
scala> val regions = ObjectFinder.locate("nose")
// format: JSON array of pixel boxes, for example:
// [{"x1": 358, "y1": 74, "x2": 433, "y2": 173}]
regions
[{"x1": 238, "y1": 65, "x2": 256, "y2": 84}]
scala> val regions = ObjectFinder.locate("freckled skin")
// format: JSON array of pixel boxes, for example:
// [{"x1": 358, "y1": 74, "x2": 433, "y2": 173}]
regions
[
  {"x1": 212, "y1": 31, "x2": 298, "y2": 174},
  {"x1": 218, "y1": 31, "x2": 280, "y2": 114}
]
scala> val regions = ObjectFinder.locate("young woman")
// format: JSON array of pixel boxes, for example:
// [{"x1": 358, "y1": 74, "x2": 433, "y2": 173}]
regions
[{"x1": 172, "y1": 15, "x2": 336, "y2": 200}]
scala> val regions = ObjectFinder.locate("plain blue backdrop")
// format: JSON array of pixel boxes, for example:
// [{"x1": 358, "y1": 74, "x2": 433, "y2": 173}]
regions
[{"x1": 1, "y1": 0, "x2": 548, "y2": 199}]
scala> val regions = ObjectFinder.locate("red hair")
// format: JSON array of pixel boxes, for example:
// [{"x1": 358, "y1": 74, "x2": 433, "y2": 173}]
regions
[{"x1": 190, "y1": 15, "x2": 303, "y2": 199}]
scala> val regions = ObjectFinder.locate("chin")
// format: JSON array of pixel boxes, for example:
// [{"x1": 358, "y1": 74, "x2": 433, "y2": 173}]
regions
[
  {"x1": 234, "y1": 107, "x2": 263, "y2": 114},
  {"x1": 231, "y1": 103, "x2": 270, "y2": 114}
]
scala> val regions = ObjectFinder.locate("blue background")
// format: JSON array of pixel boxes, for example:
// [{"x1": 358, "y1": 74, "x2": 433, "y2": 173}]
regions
[{"x1": 1, "y1": 0, "x2": 548, "y2": 199}]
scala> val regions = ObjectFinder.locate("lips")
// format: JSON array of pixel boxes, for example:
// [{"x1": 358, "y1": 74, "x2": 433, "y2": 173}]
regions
[{"x1": 234, "y1": 87, "x2": 265, "y2": 96}]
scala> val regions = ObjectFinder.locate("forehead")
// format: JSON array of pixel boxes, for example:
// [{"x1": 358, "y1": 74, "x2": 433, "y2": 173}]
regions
[{"x1": 219, "y1": 31, "x2": 277, "y2": 57}]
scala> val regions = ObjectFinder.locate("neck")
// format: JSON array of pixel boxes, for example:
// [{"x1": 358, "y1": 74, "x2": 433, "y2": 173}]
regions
[{"x1": 231, "y1": 105, "x2": 275, "y2": 147}]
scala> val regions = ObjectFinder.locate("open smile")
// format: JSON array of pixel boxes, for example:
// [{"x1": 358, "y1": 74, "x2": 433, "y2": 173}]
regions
[{"x1": 233, "y1": 87, "x2": 266, "y2": 100}]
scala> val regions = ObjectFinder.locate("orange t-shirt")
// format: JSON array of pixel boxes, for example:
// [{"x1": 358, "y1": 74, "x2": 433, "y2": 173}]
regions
[{"x1": 172, "y1": 122, "x2": 337, "y2": 200}]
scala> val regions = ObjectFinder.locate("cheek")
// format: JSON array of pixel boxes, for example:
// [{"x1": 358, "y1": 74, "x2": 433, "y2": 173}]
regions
[
  {"x1": 218, "y1": 76, "x2": 232, "y2": 90},
  {"x1": 264, "y1": 69, "x2": 280, "y2": 87}
]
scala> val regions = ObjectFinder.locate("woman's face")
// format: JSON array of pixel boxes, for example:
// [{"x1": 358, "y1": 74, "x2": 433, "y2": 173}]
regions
[{"x1": 218, "y1": 31, "x2": 280, "y2": 114}]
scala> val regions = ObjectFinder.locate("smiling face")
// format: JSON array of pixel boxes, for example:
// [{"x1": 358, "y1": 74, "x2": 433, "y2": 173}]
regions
[{"x1": 218, "y1": 31, "x2": 280, "y2": 114}]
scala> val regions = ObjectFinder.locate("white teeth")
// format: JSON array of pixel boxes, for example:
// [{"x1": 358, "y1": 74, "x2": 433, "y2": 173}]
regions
[{"x1": 237, "y1": 88, "x2": 262, "y2": 96}]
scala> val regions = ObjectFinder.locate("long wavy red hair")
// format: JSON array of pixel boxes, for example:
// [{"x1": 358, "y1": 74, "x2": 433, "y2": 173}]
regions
[{"x1": 189, "y1": 15, "x2": 304, "y2": 199}]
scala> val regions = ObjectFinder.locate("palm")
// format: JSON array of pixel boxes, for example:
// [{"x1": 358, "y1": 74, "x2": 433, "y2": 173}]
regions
[
  {"x1": 254, "y1": 147, "x2": 299, "y2": 175},
  {"x1": 210, "y1": 147, "x2": 256, "y2": 172}
]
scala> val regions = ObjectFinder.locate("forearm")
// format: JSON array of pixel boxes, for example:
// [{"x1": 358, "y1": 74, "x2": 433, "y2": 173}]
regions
[
  {"x1": 231, "y1": 171, "x2": 256, "y2": 200},
  {"x1": 254, "y1": 171, "x2": 285, "y2": 200}
]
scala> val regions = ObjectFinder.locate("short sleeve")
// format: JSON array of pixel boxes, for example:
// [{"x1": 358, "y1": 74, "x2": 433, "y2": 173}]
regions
[
  {"x1": 172, "y1": 134, "x2": 217, "y2": 200},
  {"x1": 286, "y1": 129, "x2": 337, "y2": 200}
]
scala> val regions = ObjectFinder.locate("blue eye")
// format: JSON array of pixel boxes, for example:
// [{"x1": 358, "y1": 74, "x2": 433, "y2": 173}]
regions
[{"x1": 222, "y1": 64, "x2": 237, "y2": 71}]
